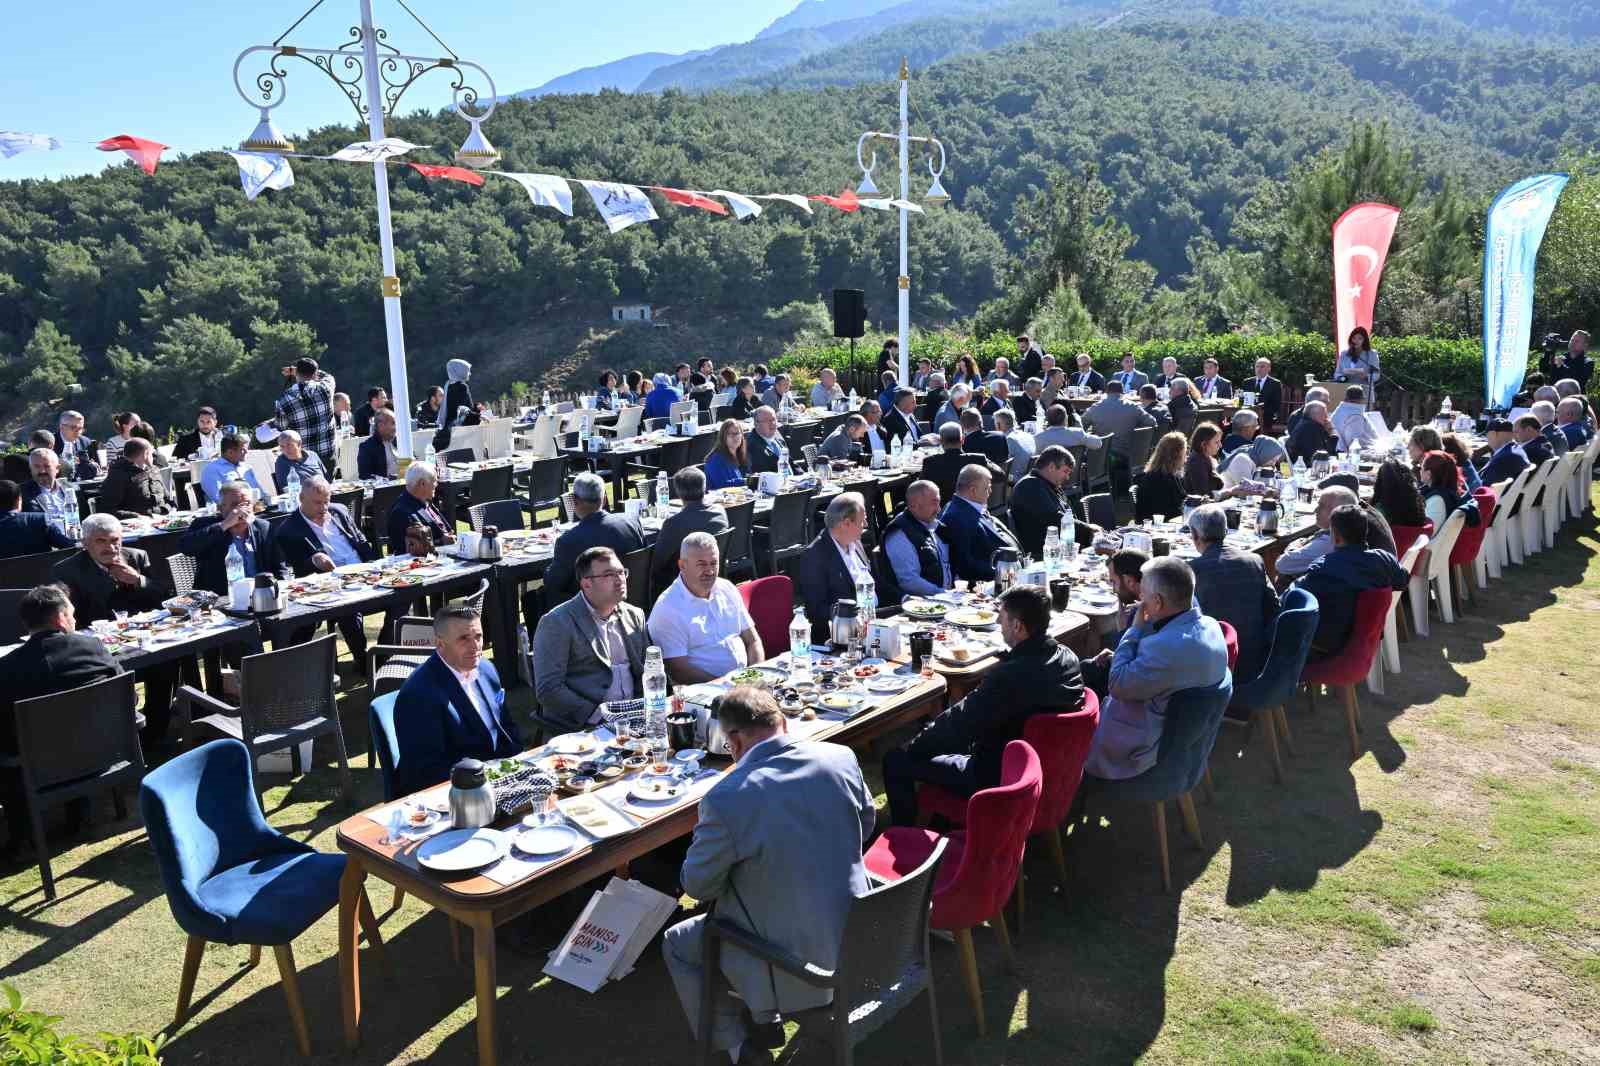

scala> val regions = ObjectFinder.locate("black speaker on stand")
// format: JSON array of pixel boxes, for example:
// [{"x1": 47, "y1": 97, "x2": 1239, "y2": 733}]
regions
[{"x1": 832, "y1": 288, "x2": 867, "y2": 394}]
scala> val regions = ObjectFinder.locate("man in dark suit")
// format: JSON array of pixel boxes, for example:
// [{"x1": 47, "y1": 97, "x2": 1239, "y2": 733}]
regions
[
  {"x1": 357, "y1": 409, "x2": 399, "y2": 480},
  {"x1": 1287, "y1": 401, "x2": 1339, "y2": 465},
  {"x1": 1196, "y1": 358, "x2": 1234, "y2": 400},
  {"x1": 919, "y1": 374, "x2": 949, "y2": 427},
  {"x1": 1016, "y1": 336, "x2": 1044, "y2": 382},
  {"x1": 881, "y1": 585, "x2": 1083, "y2": 825},
  {"x1": 1188, "y1": 504, "x2": 1279, "y2": 683},
  {"x1": 1070, "y1": 353, "x2": 1105, "y2": 393},
  {"x1": 0, "y1": 584, "x2": 127, "y2": 849},
  {"x1": 52, "y1": 410, "x2": 101, "y2": 480},
  {"x1": 1513, "y1": 415, "x2": 1554, "y2": 467},
  {"x1": 386, "y1": 463, "x2": 456, "y2": 556},
  {"x1": 352, "y1": 387, "x2": 388, "y2": 439},
  {"x1": 960, "y1": 408, "x2": 1011, "y2": 471},
  {"x1": 177, "y1": 480, "x2": 277, "y2": 595},
  {"x1": 1475, "y1": 419, "x2": 1530, "y2": 486},
  {"x1": 539, "y1": 472, "x2": 645, "y2": 610},
  {"x1": 53, "y1": 513, "x2": 176, "y2": 741},
  {"x1": 0, "y1": 480, "x2": 72, "y2": 560},
  {"x1": 651, "y1": 467, "x2": 728, "y2": 590},
  {"x1": 391, "y1": 605, "x2": 520, "y2": 797},
  {"x1": 174, "y1": 407, "x2": 224, "y2": 462},
  {"x1": 21, "y1": 448, "x2": 73, "y2": 516},
  {"x1": 795, "y1": 492, "x2": 874, "y2": 643},
  {"x1": 940, "y1": 463, "x2": 1020, "y2": 583},
  {"x1": 1112, "y1": 352, "x2": 1149, "y2": 392},
  {"x1": 1011, "y1": 446, "x2": 1096, "y2": 555},
  {"x1": 882, "y1": 387, "x2": 925, "y2": 445},
  {"x1": 920, "y1": 424, "x2": 1004, "y2": 504},
  {"x1": 1295, "y1": 506, "x2": 1408, "y2": 660},
  {"x1": 1012, "y1": 378, "x2": 1043, "y2": 426},
  {"x1": 1151, "y1": 357, "x2": 1181, "y2": 391},
  {"x1": 1247, "y1": 358, "x2": 1284, "y2": 430},
  {"x1": 745, "y1": 406, "x2": 789, "y2": 475},
  {"x1": 272, "y1": 476, "x2": 382, "y2": 671}
]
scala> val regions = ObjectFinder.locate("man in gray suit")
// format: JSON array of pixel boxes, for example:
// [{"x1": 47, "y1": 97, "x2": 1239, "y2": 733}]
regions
[
  {"x1": 664, "y1": 686, "x2": 875, "y2": 1064},
  {"x1": 760, "y1": 373, "x2": 793, "y2": 412},
  {"x1": 1033, "y1": 403, "x2": 1102, "y2": 453},
  {"x1": 1081, "y1": 380, "x2": 1156, "y2": 459},
  {"x1": 1188, "y1": 504, "x2": 1279, "y2": 684},
  {"x1": 1112, "y1": 352, "x2": 1149, "y2": 392},
  {"x1": 652, "y1": 467, "x2": 729, "y2": 589},
  {"x1": 530, "y1": 545, "x2": 649, "y2": 733},
  {"x1": 817, "y1": 414, "x2": 868, "y2": 462}
]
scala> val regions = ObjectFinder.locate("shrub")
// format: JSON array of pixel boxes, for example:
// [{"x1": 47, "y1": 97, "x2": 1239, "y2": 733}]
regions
[{"x1": 0, "y1": 983, "x2": 164, "y2": 1065}]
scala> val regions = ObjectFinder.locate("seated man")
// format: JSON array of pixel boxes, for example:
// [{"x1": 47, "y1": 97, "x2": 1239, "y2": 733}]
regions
[
  {"x1": 1221, "y1": 408, "x2": 1260, "y2": 454},
  {"x1": 177, "y1": 480, "x2": 277, "y2": 595},
  {"x1": 1034, "y1": 402, "x2": 1101, "y2": 451},
  {"x1": 1330, "y1": 384, "x2": 1378, "y2": 452},
  {"x1": 939, "y1": 463, "x2": 1020, "y2": 584},
  {"x1": 1010, "y1": 446, "x2": 1095, "y2": 555},
  {"x1": 391, "y1": 605, "x2": 520, "y2": 796},
  {"x1": 1079, "y1": 547, "x2": 1150, "y2": 695},
  {"x1": 175, "y1": 406, "x2": 224, "y2": 462},
  {"x1": 533, "y1": 546, "x2": 649, "y2": 733},
  {"x1": 647, "y1": 532, "x2": 763, "y2": 684},
  {"x1": 651, "y1": 467, "x2": 729, "y2": 590},
  {"x1": 882, "y1": 387, "x2": 927, "y2": 445},
  {"x1": 1081, "y1": 380, "x2": 1156, "y2": 468},
  {"x1": 663, "y1": 686, "x2": 875, "y2": 1066},
  {"x1": 960, "y1": 408, "x2": 1011, "y2": 470},
  {"x1": 0, "y1": 584, "x2": 125, "y2": 851},
  {"x1": 933, "y1": 383, "x2": 970, "y2": 430},
  {"x1": 540, "y1": 472, "x2": 646, "y2": 607},
  {"x1": 817, "y1": 414, "x2": 868, "y2": 464},
  {"x1": 1295, "y1": 505, "x2": 1408, "y2": 661},
  {"x1": 1531, "y1": 401, "x2": 1570, "y2": 458},
  {"x1": 273, "y1": 429, "x2": 327, "y2": 492},
  {"x1": 1287, "y1": 400, "x2": 1338, "y2": 465},
  {"x1": 0, "y1": 479, "x2": 72, "y2": 560},
  {"x1": 883, "y1": 585, "x2": 1084, "y2": 825},
  {"x1": 1012, "y1": 377, "x2": 1044, "y2": 425},
  {"x1": 1275, "y1": 486, "x2": 1360, "y2": 579},
  {"x1": 1556, "y1": 396, "x2": 1593, "y2": 450},
  {"x1": 1475, "y1": 418, "x2": 1529, "y2": 485},
  {"x1": 919, "y1": 423, "x2": 1003, "y2": 503},
  {"x1": 386, "y1": 462, "x2": 456, "y2": 556},
  {"x1": 272, "y1": 476, "x2": 382, "y2": 671},
  {"x1": 1085, "y1": 556, "x2": 1229, "y2": 780},
  {"x1": 980, "y1": 378, "x2": 1013, "y2": 430},
  {"x1": 199, "y1": 431, "x2": 265, "y2": 504},
  {"x1": 96, "y1": 438, "x2": 174, "y2": 518},
  {"x1": 21, "y1": 448, "x2": 74, "y2": 517},
  {"x1": 994, "y1": 409, "x2": 1036, "y2": 483},
  {"x1": 1137, "y1": 384, "x2": 1172, "y2": 438},
  {"x1": 878, "y1": 479, "x2": 952, "y2": 604},
  {"x1": 809, "y1": 367, "x2": 845, "y2": 410},
  {"x1": 796, "y1": 493, "x2": 873, "y2": 643},
  {"x1": 52, "y1": 513, "x2": 177, "y2": 743},
  {"x1": 745, "y1": 406, "x2": 789, "y2": 474},
  {"x1": 1188, "y1": 503, "x2": 1279, "y2": 683},
  {"x1": 1071, "y1": 352, "x2": 1106, "y2": 392},
  {"x1": 357, "y1": 409, "x2": 401, "y2": 480},
  {"x1": 53, "y1": 409, "x2": 101, "y2": 480}
]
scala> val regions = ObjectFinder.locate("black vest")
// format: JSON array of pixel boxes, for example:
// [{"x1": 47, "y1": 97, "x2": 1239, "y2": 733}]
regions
[{"x1": 877, "y1": 509, "x2": 946, "y2": 605}]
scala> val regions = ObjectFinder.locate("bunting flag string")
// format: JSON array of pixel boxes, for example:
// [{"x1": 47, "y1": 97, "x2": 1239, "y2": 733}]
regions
[
  {"x1": 0, "y1": 131, "x2": 62, "y2": 158},
  {"x1": 651, "y1": 187, "x2": 729, "y2": 215},
  {"x1": 809, "y1": 187, "x2": 860, "y2": 212},
  {"x1": 577, "y1": 179, "x2": 660, "y2": 233},
  {"x1": 407, "y1": 162, "x2": 485, "y2": 186},
  {"x1": 750, "y1": 193, "x2": 814, "y2": 214},
  {"x1": 493, "y1": 171, "x2": 575, "y2": 216},
  {"x1": 226, "y1": 151, "x2": 295, "y2": 201},
  {"x1": 323, "y1": 138, "x2": 428, "y2": 163},
  {"x1": 712, "y1": 190, "x2": 762, "y2": 219},
  {"x1": 97, "y1": 134, "x2": 167, "y2": 175}
]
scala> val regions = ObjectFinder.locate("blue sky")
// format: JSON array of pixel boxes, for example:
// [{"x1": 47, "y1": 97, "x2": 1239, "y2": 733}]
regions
[{"x1": 0, "y1": 0, "x2": 798, "y2": 180}]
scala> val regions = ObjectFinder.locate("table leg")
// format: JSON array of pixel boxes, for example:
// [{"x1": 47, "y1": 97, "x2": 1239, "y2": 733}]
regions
[
  {"x1": 471, "y1": 912, "x2": 499, "y2": 1066},
  {"x1": 339, "y1": 857, "x2": 366, "y2": 1050}
]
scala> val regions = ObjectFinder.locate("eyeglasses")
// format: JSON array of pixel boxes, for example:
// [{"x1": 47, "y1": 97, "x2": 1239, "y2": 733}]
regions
[{"x1": 583, "y1": 569, "x2": 627, "y2": 582}]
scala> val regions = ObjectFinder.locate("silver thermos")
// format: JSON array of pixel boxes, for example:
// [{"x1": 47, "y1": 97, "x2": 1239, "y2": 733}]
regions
[
  {"x1": 448, "y1": 759, "x2": 497, "y2": 828},
  {"x1": 830, "y1": 599, "x2": 861, "y2": 651}
]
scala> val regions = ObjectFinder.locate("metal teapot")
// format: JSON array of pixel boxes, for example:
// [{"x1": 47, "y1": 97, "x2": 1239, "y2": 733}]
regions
[
  {"x1": 830, "y1": 598, "x2": 861, "y2": 650},
  {"x1": 991, "y1": 546, "x2": 1021, "y2": 593},
  {"x1": 448, "y1": 759, "x2": 497, "y2": 829},
  {"x1": 477, "y1": 525, "x2": 502, "y2": 561},
  {"x1": 250, "y1": 573, "x2": 284, "y2": 614}
]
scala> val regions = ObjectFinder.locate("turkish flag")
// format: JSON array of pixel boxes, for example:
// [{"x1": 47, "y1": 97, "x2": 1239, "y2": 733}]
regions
[
  {"x1": 1332, "y1": 202, "x2": 1400, "y2": 350},
  {"x1": 97, "y1": 134, "x2": 167, "y2": 175},
  {"x1": 810, "y1": 187, "x2": 860, "y2": 212},
  {"x1": 654, "y1": 187, "x2": 729, "y2": 215},
  {"x1": 407, "y1": 163, "x2": 485, "y2": 186}
]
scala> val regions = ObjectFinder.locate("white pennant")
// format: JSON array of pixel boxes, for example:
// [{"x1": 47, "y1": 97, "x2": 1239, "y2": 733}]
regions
[
  {"x1": 227, "y1": 151, "x2": 294, "y2": 201},
  {"x1": 0, "y1": 131, "x2": 62, "y2": 158},
  {"x1": 750, "y1": 193, "x2": 813, "y2": 214},
  {"x1": 325, "y1": 138, "x2": 426, "y2": 163},
  {"x1": 577, "y1": 179, "x2": 659, "y2": 233},
  {"x1": 495, "y1": 172, "x2": 575, "y2": 216},
  {"x1": 711, "y1": 189, "x2": 762, "y2": 220},
  {"x1": 859, "y1": 197, "x2": 926, "y2": 214}
]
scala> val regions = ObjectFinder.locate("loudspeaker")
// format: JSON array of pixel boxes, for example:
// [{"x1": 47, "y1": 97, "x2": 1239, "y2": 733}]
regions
[{"x1": 832, "y1": 288, "x2": 866, "y2": 339}]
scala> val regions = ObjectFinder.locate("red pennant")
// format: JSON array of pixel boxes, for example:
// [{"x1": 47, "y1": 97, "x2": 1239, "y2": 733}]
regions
[
  {"x1": 407, "y1": 163, "x2": 486, "y2": 186},
  {"x1": 653, "y1": 187, "x2": 729, "y2": 215},
  {"x1": 809, "y1": 187, "x2": 860, "y2": 212},
  {"x1": 97, "y1": 134, "x2": 167, "y2": 175}
]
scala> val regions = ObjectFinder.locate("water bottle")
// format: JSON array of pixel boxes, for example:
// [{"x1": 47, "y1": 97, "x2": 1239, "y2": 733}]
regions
[
  {"x1": 655, "y1": 470, "x2": 670, "y2": 518},
  {"x1": 225, "y1": 542, "x2": 246, "y2": 587},
  {"x1": 541, "y1": 388, "x2": 551, "y2": 408},
  {"x1": 422, "y1": 440, "x2": 436, "y2": 466},
  {"x1": 848, "y1": 387, "x2": 859, "y2": 410},
  {"x1": 64, "y1": 493, "x2": 80, "y2": 539},
  {"x1": 1292, "y1": 456, "x2": 1308, "y2": 479},
  {"x1": 778, "y1": 451, "x2": 793, "y2": 482},
  {"x1": 1042, "y1": 526, "x2": 1062, "y2": 577},
  {"x1": 789, "y1": 607, "x2": 812, "y2": 678},
  {"x1": 1440, "y1": 395, "x2": 1453, "y2": 417},
  {"x1": 855, "y1": 573, "x2": 877, "y2": 632},
  {"x1": 1349, "y1": 441, "x2": 1362, "y2": 472},
  {"x1": 643, "y1": 646, "x2": 669, "y2": 758},
  {"x1": 285, "y1": 469, "x2": 301, "y2": 507}
]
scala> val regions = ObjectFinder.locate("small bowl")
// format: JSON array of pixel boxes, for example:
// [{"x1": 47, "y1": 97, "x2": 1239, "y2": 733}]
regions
[
  {"x1": 562, "y1": 775, "x2": 595, "y2": 795},
  {"x1": 622, "y1": 755, "x2": 650, "y2": 771}
]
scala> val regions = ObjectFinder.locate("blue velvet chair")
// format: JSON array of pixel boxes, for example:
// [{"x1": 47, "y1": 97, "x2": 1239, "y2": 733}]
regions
[
  {"x1": 1227, "y1": 587, "x2": 1320, "y2": 783},
  {"x1": 1087, "y1": 676, "x2": 1233, "y2": 892},
  {"x1": 140, "y1": 738, "x2": 383, "y2": 1054},
  {"x1": 367, "y1": 692, "x2": 401, "y2": 803}
]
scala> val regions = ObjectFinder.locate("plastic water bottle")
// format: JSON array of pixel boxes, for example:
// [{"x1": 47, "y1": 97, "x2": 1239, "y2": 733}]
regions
[
  {"x1": 285, "y1": 469, "x2": 301, "y2": 507},
  {"x1": 789, "y1": 607, "x2": 812, "y2": 677},
  {"x1": 422, "y1": 440, "x2": 435, "y2": 466},
  {"x1": 848, "y1": 387, "x2": 859, "y2": 410},
  {"x1": 541, "y1": 388, "x2": 551, "y2": 408},
  {"x1": 1440, "y1": 395, "x2": 1453, "y2": 417},
  {"x1": 855, "y1": 573, "x2": 877, "y2": 632},
  {"x1": 643, "y1": 646, "x2": 669, "y2": 756},
  {"x1": 654, "y1": 470, "x2": 670, "y2": 518},
  {"x1": 1042, "y1": 526, "x2": 1062, "y2": 577},
  {"x1": 225, "y1": 542, "x2": 246, "y2": 587},
  {"x1": 1062, "y1": 510, "x2": 1078, "y2": 560},
  {"x1": 1292, "y1": 456, "x2": 1308, "y2": 479},
  {"x1": 64, "y1": 493, "x2": 80, "y2": 538},
  {"x1": 1349, "y1": 441, "x2": 1362, "y2": 472},
  {"x1": 778, "y1": 451, "x2": 793, "y2": 482}
]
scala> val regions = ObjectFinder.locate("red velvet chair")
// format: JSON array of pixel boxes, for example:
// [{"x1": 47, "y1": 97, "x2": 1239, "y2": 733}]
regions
[
  {"x1": 1218, "y1": 620, "x2": 1239, "y2": 672},
  {"x1": 1448, "y1": 488, "x2": 1497, "y2": 608},
  {"x1": 915, "y1": 693, "x2": 1100, "y2": 932},
  {"x1": 1390, "y1": 520, "x2": 1433, "y2": 563},
  {"x1": 736, "y1": 575, "x2": 794, "y2": 661},
  {"x1": 1299, "y1": 587, "x2": 1391, "y2": 758},
  {"x1": 864, "y1": 740, "x2": 1042, "y2": 1036}
]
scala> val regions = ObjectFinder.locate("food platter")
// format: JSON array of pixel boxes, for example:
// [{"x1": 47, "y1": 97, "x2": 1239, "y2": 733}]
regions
[
  {"x1": 627, "y1": 775, "x2": 687, "y2": 802},
  {"x1": 947, "y1": 608, "x2": 999, "y2": 628},
  {"x1": 900, "y1": 599, "x2": 948, "y2": 619}
]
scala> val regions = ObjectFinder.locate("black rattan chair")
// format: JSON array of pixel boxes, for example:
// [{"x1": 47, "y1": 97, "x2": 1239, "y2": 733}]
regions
[
  {"x1": 622, "y1": 545, "x2": 653, "y2": 611},
  {"x1": 365, "y1": 483, "x2": 407, "y2": 550},
  {"x1": 1082, "y1": 493, "x2": 1117, "y2": 529},
  {"x1": 753, "y1": 489, "x2": 816, "y2": 576},
  {"x1": 468, "y1": 465, "x2": 514, "y2": 508},
  {"x1": 0, "y1": 587, "x2": 30, "y2": 645},
  {"x1": 467, "y1": 499, "x2": 527, "y2": 533},
  {"x1": 165, "y1": 553, "x2": 199, "y2": 596},
  {"x1": 525, "y1": 455, "x2": 569, "y2": 528},
  {"x1": 721, "y1": 500, "x2": 756, "y2": 581},
  {"x1": 332, "y1": 486, "x2": 366, "y2": 530}
]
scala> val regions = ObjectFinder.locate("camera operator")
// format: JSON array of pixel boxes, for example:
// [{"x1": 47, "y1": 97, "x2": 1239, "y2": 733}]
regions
[{"x1": 1541, "y1": 331, "x2": 1594, "y2": 391}]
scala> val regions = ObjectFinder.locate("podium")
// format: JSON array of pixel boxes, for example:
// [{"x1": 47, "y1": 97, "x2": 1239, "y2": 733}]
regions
[{"x1": 1314, "y1": 381, "x2": 1351, "y2": 407}]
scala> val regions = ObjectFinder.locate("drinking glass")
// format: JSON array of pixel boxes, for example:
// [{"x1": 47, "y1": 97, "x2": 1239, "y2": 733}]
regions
[{"x1": 382, "y1": 806, "x2": 407, "y2": 846}]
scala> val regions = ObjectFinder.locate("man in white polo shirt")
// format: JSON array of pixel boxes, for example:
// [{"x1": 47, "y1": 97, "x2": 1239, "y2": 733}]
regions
[{"x1": 647, "y1": 532, "x2": 764, "y2": 685}]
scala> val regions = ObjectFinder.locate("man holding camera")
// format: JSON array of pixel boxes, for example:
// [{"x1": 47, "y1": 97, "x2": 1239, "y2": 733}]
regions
[{"x1": 1541, "y1": 331, "x2": 1594, "y2": 391}]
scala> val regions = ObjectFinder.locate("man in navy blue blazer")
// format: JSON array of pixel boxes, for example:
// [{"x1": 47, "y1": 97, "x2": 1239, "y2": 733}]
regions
[
  {"x1": 392, "y1": 605, "x2": 522, "y2": 796},
  {"x1": 938, "y1": 462, "x2": 1020, "y2": 583},
  {"x1": 0, "y1": 480, "x2": 72, "y2": 560}
]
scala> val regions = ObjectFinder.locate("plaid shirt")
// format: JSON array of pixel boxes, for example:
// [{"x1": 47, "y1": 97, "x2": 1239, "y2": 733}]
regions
[{"x1": 274, "y1": 371, "x2": 336, "y2": 461}]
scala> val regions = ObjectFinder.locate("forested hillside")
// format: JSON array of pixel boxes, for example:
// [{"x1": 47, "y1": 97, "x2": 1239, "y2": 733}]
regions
[{"x1": 2, "y1": 1, "x2": 1597, "y2": 435}]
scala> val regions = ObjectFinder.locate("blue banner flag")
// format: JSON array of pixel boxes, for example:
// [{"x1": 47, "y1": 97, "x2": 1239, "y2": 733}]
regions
[{"x1": 1483, "y1": 173, "x2": 1568, "y2": 410}]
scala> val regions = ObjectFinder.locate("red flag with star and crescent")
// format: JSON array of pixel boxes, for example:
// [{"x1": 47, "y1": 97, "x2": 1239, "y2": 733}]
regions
[
  {"x1": 1331, "y1": 202, "x2": 1400, "y2": 353},
  {"x1": 652, "y1": 187, "x2": 729, "y2": 215},
  {"x1": 407, "y1": 163, "x2": 485, "y2": 185},
  {"x1": 97, "y1": 134, "x2": 167, "y2": 175}
]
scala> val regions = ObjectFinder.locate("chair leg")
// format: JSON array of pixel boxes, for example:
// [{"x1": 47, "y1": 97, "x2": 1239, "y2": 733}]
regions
[
  {"x1": 1273, "y1": 705, "x2": 1296, "y2": 757},
  {"x1": 449, "y1": 916, "x2": 465, "y2": 967},
  {"x1": 1046, "y1": 825, "x2": 1069, "y2": 894},
  {"x1": 952, "y1": 928, "x2": 986, "y2": 1036},
  {"x1": 1341, "y1": 684, "x2": 1362, "y2": 759},
  {"x1": 925, "y1": 953, "x2": 944, "y2": 1066},
  {"x1": 992, "y1": 907, "x2": 1018, "y2": 975},
  {"x1": 274, "y1": 943, "x2": 313, "y2": 1056},
  {"x1": 1011, "y1": 873, "x2": 1024, "y2": 939},
  {"x1": 1151, "y1": 802, "x2": 1172, "y2": 893},
  {"x1": 175, "y1": 934, "x2": 205, "y2": 1026},
  {"x1": 249, "y1": 944, "x2": 262, "y2": 968},
  {"x1": 28, "y1": 795, "x2": 54, "y2": 901},
  {"x1": 1177, "y1": 791, "x2": 1204, "y2": 849},
  {"x1": 1257, "y1": 707, "x2": 1284, "y2": 783},
  {"x1": 1200, "y1": 766, "x2": 1216, "y2": 802}
]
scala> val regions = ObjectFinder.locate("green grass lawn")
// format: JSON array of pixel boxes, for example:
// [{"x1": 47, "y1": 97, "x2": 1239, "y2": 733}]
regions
[{"x1": 3, "y1": 497, "x2": 1598, "y2": 1064}]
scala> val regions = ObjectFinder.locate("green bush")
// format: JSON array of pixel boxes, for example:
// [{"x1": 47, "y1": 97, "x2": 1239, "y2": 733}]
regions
[{"x1": 0, "y1": 983, "x2": 164, "y2": 1065}]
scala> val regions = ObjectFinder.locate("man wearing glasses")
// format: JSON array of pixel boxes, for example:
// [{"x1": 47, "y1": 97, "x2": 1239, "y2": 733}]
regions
[{"x1": 531, "y1": 545, "x2": 650, "y2": 734}]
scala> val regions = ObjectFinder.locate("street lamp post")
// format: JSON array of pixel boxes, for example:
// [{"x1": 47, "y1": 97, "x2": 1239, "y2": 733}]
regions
[
  {"x1": 854, "y1": 59, "x2": 949, "y2": 384},
  {"x1": 234, "y1": 0, "x2": 500, "y2": 458}
]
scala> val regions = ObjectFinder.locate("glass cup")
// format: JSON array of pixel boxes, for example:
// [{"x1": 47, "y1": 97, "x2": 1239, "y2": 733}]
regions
[
  {"x1": 909, "y1": 631, "x2": 934, "y2": 676},
  {"x1": 1050, "y1": 576, "x2": 1072, "y2": 613}
]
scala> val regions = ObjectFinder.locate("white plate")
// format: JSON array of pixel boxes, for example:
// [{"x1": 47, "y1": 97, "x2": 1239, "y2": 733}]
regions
[
  {"x1": 548, "y1": 733, "x2": 598, "y2": 756},
  {"x1": 901, "y1": 600, "x2": 948, "y2": 619},
  {"x1": 514, "y1": 825, "x2": 580, "y2": 857},
  {"x1": 416, "y1": 828, "x2": 511, "y2": 873},
  {"x1": 629, "y1": 775, "x2": 687, "y2": 802},
  {"x1": 818, "y1": 692, "x2": 865, "y2": 711},
  {"x1": 947, "y1": 609, "x2": 1000, "y2": 628},
  {"x1": 866, "y1": 676, "x2": 913, "y2": 694}
]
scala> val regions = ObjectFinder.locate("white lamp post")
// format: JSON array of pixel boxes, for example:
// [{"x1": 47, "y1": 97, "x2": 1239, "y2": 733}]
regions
[
  {"x1": 234, "y1": 0, "x2": 499, "y2": 458},
  {"x1": 854, "y1": 58, "x2": 949, "y2": 384}
]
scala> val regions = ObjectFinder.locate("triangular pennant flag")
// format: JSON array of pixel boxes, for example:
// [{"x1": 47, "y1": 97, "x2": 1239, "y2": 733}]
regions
[
  {"x1": 493, "y1": 172, "x2": 574, "y2": 216},
  {"x1": 325, "y1": 138, "x2": 425, "y2": 163},
  {"x1": 226, "y1": 151, "x2": 294, "y2": 201},
  {"x1": 750, "y1": 193, "x2": 813, "y2": 215},
  {"x1": 0, "y1": 131, "x2": 62, "y2": 159},
  {"x1": 711, "y1": 190, "x2": 762, "y2": 220},
  {"x1": 408, "y1": 162, "x2": 485, "y2": 186},
  {"x1": 859, "y1": 197, "x2": 926, "y2": 214},
  {"x1": 809, "y1": 187, "x2": 860, "y2": 212},
  {"x1": 577, "y1": 179, "x2": 660, "y2": 233},
  {"x1": 653, "y1": 187, "x2": 729, "y2": 215},
  {"x1": 97, "y1": 134, "x2": 167, "y2": 175}
]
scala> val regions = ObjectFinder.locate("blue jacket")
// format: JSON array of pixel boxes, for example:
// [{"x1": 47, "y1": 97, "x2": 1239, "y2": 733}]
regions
[
  {"x1": 357, "y1": 434, "x2": 394, "y2": 480},
  {"x1": 938, "y1": 495, "x2": 1019, "y2": 582},
  {"x1": 644, "y1": 384, "x2": 681, "y2": 421},
  {"x1": 0, "y1": 511, "x2": 72, "y2": 561},
  {"x1": 1295, "y1": 545, "x2": 1408, "y2": 655},
  {"x1": 391, "y1": 652, "x2": 521, "y2": 797},
  {"x1": 1561, "y1": 421, "x2": 1592, "y2": 450},
  {"x1": 703, "y1": 451, "x2": 746, "y2": 490},
  {"x1": 1476, "y1": 441, "x2": 1529, "y2": 487}
]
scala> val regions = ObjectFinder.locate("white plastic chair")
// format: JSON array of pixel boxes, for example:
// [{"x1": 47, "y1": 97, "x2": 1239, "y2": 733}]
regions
[
  {"x1": 244, "y1": 448, "x2": 279, "y2": 496},
  {"x1": 1479, "y1": 478, "x2": 1512, "y2": 585},
  {"x1": 1520, "y1": 458, "x2": 1559, "y2": 555},
  {"x1": 1547, "y1": 451, "x2": 1581, "y2": 543},
  {"x1": 336, "y1": 434, "x2": 362, "y2": 480},
  {"x1": 1412, "y1": 508, "x2": 1465, "y2": 635},
  {"x1": 1370, "y1": 533, "x2": 1428, "y2": 696},
  {"x1": 1495, "y1": 464, "x2": 1536, "y2": 569},
  {"x1": 608, "y1": 404, "x2": 644, "y2": 440}
]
